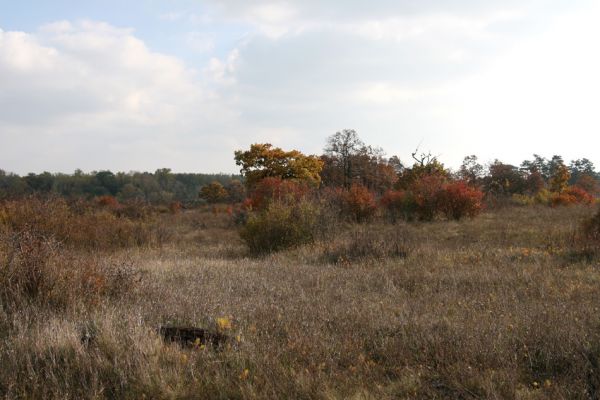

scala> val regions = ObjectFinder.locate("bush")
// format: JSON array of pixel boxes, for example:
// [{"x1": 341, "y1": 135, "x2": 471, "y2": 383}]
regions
[
  {"x1": 583, "y1": 207, "x2": 600, "y2": 243},
  {"x1": 435, "y1": 181, "x2": 484, "y2": 220},
  {"x1": 511, "y1": 194, "x2": 535, "y2": 206},
  {"x1": 410, "y1": 174, "x2": 446, "y2": 221},
  {"x1": 248, "y1": 177, "x2": 311, "y2": 211},
  {"x1": 0, "y1": 229, "x2": 140, "y2": 311},
  {"x1": 551, "y1": 186, "x2": 594, "y2": 207},
  {"x1": 534, "y1": 189, "x2": 552, "y2": 205},
  {"x1": 339, "y1": 184, "x2": 377, "y2": 223},
  {"x1": 0, "y1": 197, "x2": 158, "y2": 250},
  {"x1": 380, "y1": 190, "x2": 417, "y2": 222},
  {"x1": 239, "y1": 199, "x2": 321, "y2": 254}
]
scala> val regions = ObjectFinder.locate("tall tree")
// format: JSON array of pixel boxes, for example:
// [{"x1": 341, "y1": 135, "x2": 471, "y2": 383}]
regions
[{"x1": 324, "y1": 129, "x2": 364, "y2": 188}]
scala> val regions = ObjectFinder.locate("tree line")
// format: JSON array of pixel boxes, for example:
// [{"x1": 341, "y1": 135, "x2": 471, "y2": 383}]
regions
[
  {"x1": 234, "y1": 129, "x2": 599, "y2": 199},
  {"x1": 2, "y1": 129, "x2": 598, "y2": 205},
  {"x1": 0, "y1": 168, "x2": 243, "y2": 205}
]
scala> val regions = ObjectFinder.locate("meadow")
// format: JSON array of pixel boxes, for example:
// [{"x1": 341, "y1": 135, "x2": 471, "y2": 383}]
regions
[{"x1": 1, "y1": 198, "x2": 600, "y2": 399}]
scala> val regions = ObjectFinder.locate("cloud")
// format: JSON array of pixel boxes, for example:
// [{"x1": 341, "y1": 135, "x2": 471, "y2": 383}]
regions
[
  {"x1": 0, "y1": 20, "x2": 239, "y2": 174},
  {"x1": 2, "y1": 0, "x2": 599, "y2": 175}
]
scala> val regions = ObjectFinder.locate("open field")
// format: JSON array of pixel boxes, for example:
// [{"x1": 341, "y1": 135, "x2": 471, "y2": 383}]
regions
[{"x1": 1, "y1": 203, "x2": 600, "y2": 399}]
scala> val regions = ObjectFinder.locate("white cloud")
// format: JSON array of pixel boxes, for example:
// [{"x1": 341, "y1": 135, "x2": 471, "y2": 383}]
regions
[
  {"x1": 2, "y1": 0, "x2": 599, "y2": 175},
  {"x1": 185, "y1": 31, "x2": 215, "y2": 53},
  {"x1": 0, "y1": 21, "x2": 239, "y2": 173}
]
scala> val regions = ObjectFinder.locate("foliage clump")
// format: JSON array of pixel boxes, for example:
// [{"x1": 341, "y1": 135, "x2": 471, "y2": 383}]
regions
[
  {"x1": 234, "y1": 143, "x2": 324, "y2": 188},
  {"x1": 239, "y1": 199, "x2": 321, "y2": 254}
]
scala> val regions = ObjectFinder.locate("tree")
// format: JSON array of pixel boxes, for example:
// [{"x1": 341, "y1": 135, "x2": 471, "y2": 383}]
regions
[
  {"x1": 199, "y1": 181, "x2": 229, "y2": 203},
  {"x1": 225, "y1": 179, "x2": 246, "y2": 203},
  {"x1": 569, "y1": 158, "x2": 597, "y2": 186},
  {"x1": 395, "y1": 149, "x2": 448, "y2": 190},
  {"x1": 484, "y1": 161, "x2": 526, "y2": 196},
  {"x1": 549, "y1": 162, "x2": 570, "y2": 193},
  {"x1": 458, "y1": 155, "x2": 484, "y2": 185},
  {"x1": 234, "y1": 143, "x2": 323, "y2": 189},
  {"x1": 521, "y1": 154, "x2": 550, "y2": 179},
  {"x1": 324, "y1": 129, "x2": 364, "y2": 188}
]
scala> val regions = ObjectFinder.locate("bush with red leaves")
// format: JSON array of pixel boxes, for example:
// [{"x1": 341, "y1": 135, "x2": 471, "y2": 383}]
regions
[
  {"x1": 96, "y1": 195, "x2": 120, "y2": 209},
  {"x1": 410, "y1": 174, "x2": 446, "y2": 221},
  {"x1": 339, "y1": 184, "x2": 378, "y2": 223},
  {"x1": 551, "y1": 186, "x2": 594, "y2": 207},
  {"x1": 436, "y1": 181, "x2": 484, "y2": 220}
]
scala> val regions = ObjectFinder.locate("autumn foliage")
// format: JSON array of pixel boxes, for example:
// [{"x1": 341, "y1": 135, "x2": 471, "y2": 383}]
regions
[
  {"x1": 234, "y1": 143, "x2": 324, "y2": 188},
  {"x1": 247, "y1": 177, "x2": 311, "y2": 211},
  {"x1": 381, "y1": 178, "x2": 484, "y2": 221},
  {"x1": 550, "y1": 186, "x2": 594, "y2": 207},
  {"x1": 337, "y1": 184, "x2": 378, "y2": 223},
  {"x1": 436, "y1": 181, "x2": 485, "y2": 220}
]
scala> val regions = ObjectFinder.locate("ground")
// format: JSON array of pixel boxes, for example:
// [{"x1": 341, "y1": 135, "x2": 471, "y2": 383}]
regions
[{"x1": 1, "y1": 205, "x2": 600, "y2": 399}]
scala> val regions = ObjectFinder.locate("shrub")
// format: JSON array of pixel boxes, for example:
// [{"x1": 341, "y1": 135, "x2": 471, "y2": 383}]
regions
[
  {"x1": 564, "y1": 186, "x2": 594, "y2": 205},
  {"x1": 410, "y1": 174, "x2": 445, "y2": 221},
  {"x1": 96, "y1": 195, "x2": 120, "y2": 209},
  {"x1": 551, "y1": 186, "x2": 594, "y2": 207},
  {"x1": 169, "y1": 201, "x2": 182, "y2": 214},
  {"x1": 199, "y1": 181, "x2": 229, "y2": 204},
  {"x1": 534, "y1": 189, "x2": 552, "y2": 205},
  {"x1": 339, "y1": 184, "x2": 377, "y2": 223},
  {"x1": 511, "y1": 194, "x2": 535, "y2": 206},
  {"x1": 583, "y1": 207, "x2": 600, "y2": 243},
  {"x1": 0, "y1": 197, "x2": 156, "y2": 250},
  {"x1": 239, "y1": 199, "x2": 320, "y2": 254},
  {"x1": 435, "y1": 181, "x2": 484, "y2": 220},
  {"x1": 0, "y1": 229, "x2": 140, "y2": 311},
  {"x1": 380, "y1": 190, "x2": 417, "y2": 222},
  {"x1": 248, "y1": 177, "x2": 311, "y2": 211}
]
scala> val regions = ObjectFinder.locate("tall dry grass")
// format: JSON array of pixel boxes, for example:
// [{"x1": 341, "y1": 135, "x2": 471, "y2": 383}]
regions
[{"x1": 1, "y1": 201, "x2": 600, "y2": 399}]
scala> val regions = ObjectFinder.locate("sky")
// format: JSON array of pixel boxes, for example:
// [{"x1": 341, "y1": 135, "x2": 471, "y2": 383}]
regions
[{"x1": 1, "y1": 0, "x2": 599, "y2": 174}]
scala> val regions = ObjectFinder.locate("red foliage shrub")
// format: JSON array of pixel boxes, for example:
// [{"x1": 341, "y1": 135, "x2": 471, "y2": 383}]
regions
[
  {"x1": 169, "y1": 201, "x2": 182, "y2": 214},
  {"x1": 565, "y1": 186, "x2": 594, "y2": 205},
  {"x1": 551, "y1": 186, "x2": 594, "y2": 207},
  {"x1": 339, "y1": 184, "x2": 377, "y2": 223},
  {"x1": 436, "y1": 181, "x2": 484, "y2": 220},
  {"x1": 410, "y1": 174, "x2": 446, "y2": 221},
  {"x1": 249, "y1": 177, "x2": 310, "y2": 211},
  {"x1": 96, "y1": 195, "x2": 120, "y2": 209}
]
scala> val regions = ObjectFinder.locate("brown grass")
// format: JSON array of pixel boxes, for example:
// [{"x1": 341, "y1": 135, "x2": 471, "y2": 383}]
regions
[{"x1": 1, "y1": 201, "x2": 600, "y2": 399}]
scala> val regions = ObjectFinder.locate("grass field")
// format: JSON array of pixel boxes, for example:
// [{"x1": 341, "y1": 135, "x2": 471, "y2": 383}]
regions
[{"x1": 1, "y1": 203, "x2": 600, "y2": 399}]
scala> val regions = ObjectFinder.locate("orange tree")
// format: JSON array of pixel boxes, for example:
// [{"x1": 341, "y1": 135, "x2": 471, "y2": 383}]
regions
[{"x1": 234, "y1": 143, "x2": 323, "y2": 188}]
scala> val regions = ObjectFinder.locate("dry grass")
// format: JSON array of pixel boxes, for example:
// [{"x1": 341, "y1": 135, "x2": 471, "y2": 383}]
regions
[{"x1": 1, "y1": 202, "x2": 600, "y2": 399}]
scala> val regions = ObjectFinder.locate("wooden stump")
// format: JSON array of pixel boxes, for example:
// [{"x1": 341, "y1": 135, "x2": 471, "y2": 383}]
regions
[{"x1": 158, "y1": 326, "x2": 228, "y2": 348}]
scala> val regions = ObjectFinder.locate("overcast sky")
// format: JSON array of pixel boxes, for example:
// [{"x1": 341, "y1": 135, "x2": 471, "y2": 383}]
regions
[{"x1": 1, "y1": 0, "x2": 599, "y2": 174}]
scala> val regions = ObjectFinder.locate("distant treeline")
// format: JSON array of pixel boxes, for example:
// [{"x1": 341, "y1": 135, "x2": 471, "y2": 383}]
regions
[{"x1": 0, "y1": 168, "x2": 243, "y2": 205}]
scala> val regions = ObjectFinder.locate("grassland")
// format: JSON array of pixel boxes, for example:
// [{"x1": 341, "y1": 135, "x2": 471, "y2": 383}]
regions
[{"x1": 1, "y1": 202, "x2": 600, "y2": 399}]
